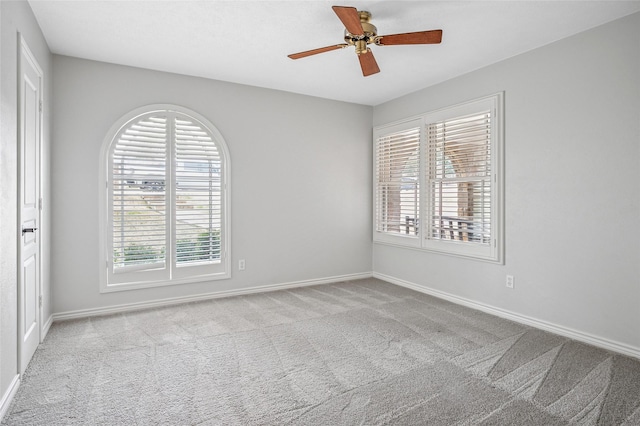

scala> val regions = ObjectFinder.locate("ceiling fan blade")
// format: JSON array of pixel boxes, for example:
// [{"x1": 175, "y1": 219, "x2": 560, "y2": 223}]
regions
[
  {"x1": 358, "y1": 50, "x2": 380, "y2": 77},
  {"x1": 288, "y1": 44, "x2": 348, "y2": 60},
  {"x1": 376, "y1": 30, "x2": 443, "y2": 45},
  {"x1": 332, "y1": 6, "x2": 364, "y2": 35}
]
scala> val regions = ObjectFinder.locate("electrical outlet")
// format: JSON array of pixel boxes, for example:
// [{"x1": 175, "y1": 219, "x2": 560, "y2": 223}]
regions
[
  {"x1": 506, "y1": 275, "x2": 514, "y2": 289},
  {"x1": 238, "y1": 259, "x2": 246, "y2": 271}
]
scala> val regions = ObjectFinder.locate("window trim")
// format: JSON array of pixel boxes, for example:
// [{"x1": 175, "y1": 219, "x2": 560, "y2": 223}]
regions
[
  {"x1": 373, "y1": 93, "x2": 504, "y2": 263},
  {"x1": 98, "y1": 104, "x2": 231, "y2": 293}
]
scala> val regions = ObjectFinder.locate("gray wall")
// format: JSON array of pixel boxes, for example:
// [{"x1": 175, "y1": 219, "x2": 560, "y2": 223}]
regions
[
  {"x1": 51, "y1": 56, "x2": 373, "y2": 314},
  {"x1": 0, "y1": 0, "x2": 52, "y2": 413},
  {"x1": 372, "y1": 12, "x2": 640, "y2": 352}
]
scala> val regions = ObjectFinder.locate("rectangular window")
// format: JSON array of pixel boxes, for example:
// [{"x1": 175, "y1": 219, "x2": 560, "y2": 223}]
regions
[
  {"x1": 373, "y1": 94, "x2": 503, "y2": 262},
  {"x1": 374, "y1": 124, "x2": 421, "y2": 239}
]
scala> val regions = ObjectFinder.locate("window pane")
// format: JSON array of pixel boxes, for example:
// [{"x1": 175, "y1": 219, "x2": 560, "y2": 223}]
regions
[
  {"x1": 429, "y1": 178, "x2": 491, "y2": 243},
  {"x1": 427, "y1": 111, "x2": 491, "y2": 244},
  {"x1": 175, "y1": 117, "x2": 222, "y2": 266},
  {"x1": 375, "y1": 127, "x2": 420, "y2": 236},
  {"x1": 112, "y1": 116, "x2": 167, "y2": 268}
]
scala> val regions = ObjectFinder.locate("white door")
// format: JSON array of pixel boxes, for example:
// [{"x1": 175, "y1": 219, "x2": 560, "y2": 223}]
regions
[{"x1": 18, "y1": 37, "x2": 43, "y2": 375}]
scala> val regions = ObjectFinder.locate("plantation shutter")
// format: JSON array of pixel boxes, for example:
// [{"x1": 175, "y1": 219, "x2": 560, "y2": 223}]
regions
[
  {"x1": 174, "y1": 117, "x2": 222, "y2": 266},
  {"x1": 375, "y1": 126, "x2": 420, "y2": 237},
  {"x1": 427, "y1": 111, "x2": 492, "y2": 244},
  {"x1": 112, "y1": 114, "x2": 167, "y2": 270},
  {"x1": 104, "y1": 105, "x2": 230, "y2": 290}
]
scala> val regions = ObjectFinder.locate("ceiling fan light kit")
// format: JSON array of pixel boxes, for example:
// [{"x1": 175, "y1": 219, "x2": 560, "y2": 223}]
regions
[{"x1": 288, "y1": 5, "x2": 443, "y2": 77}]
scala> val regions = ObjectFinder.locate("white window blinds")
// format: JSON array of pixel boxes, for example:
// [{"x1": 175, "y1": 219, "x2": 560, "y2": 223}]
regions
[
  {"x1": 112, "y1": 115, "x2": 167, "y2": 270},
  {"x1": 175, "y1": 117, "x2": 222, "y2": 266},
  {"x1": 375, "y1": 126, "x2": 420, "y2": 237},
  {"x1": 427, "y1": 111, "x2": 492, "y2": 244},
  {"x1": 373, "y1": 93, "x2": 503, "y2": 262}
]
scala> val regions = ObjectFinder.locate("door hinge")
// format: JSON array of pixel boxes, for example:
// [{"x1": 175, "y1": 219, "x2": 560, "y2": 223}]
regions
[
  {"x1": 39, "y1": 197, "x2": 43, "y2": 210},
  {"x1": 38, "y1": 295, "x2": 42, "y2": 307},
  {"x1": 39, "y1": 100, "x2": 43, "y2": 113},
  {"x1": 106, "y1": 260, "x2": 109, "y2": 269}
]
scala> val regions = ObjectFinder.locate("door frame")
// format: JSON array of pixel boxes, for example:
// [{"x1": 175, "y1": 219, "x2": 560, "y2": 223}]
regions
[{"x1": 17, "y1": 33, "x2": 44, "y2": 375}]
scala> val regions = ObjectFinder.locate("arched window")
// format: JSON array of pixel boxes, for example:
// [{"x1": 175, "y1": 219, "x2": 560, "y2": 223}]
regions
[{"x1": 99, "y1": 105, "x2": 230, "y2": 292}]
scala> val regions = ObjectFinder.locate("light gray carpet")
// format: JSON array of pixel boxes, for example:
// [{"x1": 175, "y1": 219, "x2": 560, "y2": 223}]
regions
[{"x1": 3, "y1": 278, "x2": 640, "y2": 425}]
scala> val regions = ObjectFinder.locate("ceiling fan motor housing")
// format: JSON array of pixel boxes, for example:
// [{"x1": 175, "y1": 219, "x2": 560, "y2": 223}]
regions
[{"x1": 344, "y1": 10, "x2": 377, "y2": 54}]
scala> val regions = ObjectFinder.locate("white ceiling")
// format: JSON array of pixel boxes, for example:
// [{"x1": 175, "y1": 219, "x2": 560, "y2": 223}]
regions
[{"x1": 28, "y1": 0, "x2": 640, "y2": 106}]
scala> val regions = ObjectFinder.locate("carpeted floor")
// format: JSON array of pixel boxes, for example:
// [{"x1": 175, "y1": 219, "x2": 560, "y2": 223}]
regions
[{"x1": 2, "y1": 278, "x2": 640, "y2": 425}]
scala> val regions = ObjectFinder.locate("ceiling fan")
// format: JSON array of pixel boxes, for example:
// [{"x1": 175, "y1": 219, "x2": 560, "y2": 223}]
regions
[{"x1": 288, "y1": 5, "x2": 443, "y2": 77}]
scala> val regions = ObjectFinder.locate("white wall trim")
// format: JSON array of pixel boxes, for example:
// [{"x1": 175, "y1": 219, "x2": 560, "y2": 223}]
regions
[
  {"x1": 41, "y1": 314, "x2": 53, "y2": 341},
  {"x1": 53, "y1": 272, "x2": 373, "y2": 321},
  {"x1": 374, "y1": 272, "x2": 640, "y2": 360},
  {"x1": 0, "y1": 375, "x2": 20, "y2": 422}
]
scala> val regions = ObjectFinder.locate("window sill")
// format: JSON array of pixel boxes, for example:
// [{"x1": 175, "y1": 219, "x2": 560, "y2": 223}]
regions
[
  {"x1": 373, "y1": 239, "x2": 503, "y2": 264},
  {"x1": 100, "y1": 271, "x2": 231, "y2": 293}
]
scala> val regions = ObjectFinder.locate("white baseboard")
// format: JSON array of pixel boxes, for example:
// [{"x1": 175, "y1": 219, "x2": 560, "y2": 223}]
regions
[
  {"x1": 41, "y1": 314, "x2": 53, "y2": 341},
  {"x1": 0, "y1": 375, "x2": 20, "y2": 422},
  {"x1": 374, "y1": 272, "x2": 640, "y2": 360},
  {"x1": 1, "y1": 319, "x2": 52, "y2": 421},
  {"x1": 53, "y1": 272, "x2": 373, "y2": 322}
]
